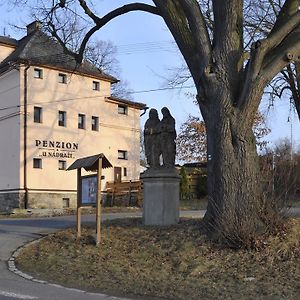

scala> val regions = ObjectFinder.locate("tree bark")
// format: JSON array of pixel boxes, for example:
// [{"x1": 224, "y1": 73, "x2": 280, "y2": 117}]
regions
[{"x1": 202, "y1": 90, "x2": 261, "y2": 247}]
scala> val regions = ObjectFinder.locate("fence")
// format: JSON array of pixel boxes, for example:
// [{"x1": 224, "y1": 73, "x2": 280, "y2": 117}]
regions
[{"x1": 105, "y1": 180, "x2": 143, "y2": 207}]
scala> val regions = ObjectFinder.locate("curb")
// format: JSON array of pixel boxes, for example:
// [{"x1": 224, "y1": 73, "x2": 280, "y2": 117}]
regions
[{"x1": 7, "y1": 236, "x2": 131, "y2": 300}]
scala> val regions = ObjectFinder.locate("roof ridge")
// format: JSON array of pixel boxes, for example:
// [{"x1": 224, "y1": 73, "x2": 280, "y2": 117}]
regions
[{"x1": 0, "y1": 28, "x2": 118, "y2": 83}]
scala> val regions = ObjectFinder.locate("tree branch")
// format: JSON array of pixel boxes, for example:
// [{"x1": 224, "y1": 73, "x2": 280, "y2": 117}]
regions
[
  {"x1": 262, "y1": 28, "x2": 300, "y2": 84},
  {"x1": 78, "y1": 0, "x2": 101, "y2": 24},
  {"x1": 269, "y1": 0, "x2": 300, "y2": 35},
  {"x1": 96, "y1": 3, "x2": 159, "y2": 27},
  {"x1": 267, "y1": 11, "x2": 300, "y2": 52},
  {"x1": 152, "y1": 1, "x2": 204, "y2": 82},
  {"x1": 178, "y1": 0, "x2": 212, "y2": 65},
  {"x1": 238, "y1": 3, "x2": 300, "y2": 110},
  {"x1": 48, "y1": 21, "x2": 82, "y2": 62},
  {"x1": 49, "y1": 2, "x2": 160, "y2": 63}
]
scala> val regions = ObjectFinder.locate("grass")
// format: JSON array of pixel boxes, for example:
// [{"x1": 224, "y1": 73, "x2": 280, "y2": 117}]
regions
[
  {"x1": 180, "y1": 197, "x2": 208, "y2": 210},
  {"x1": 0, "y1": 206, "x2": 141, "y2": 219},
  {"x1": 15, "y1": 217, "x2": 300, "y2": 299}
]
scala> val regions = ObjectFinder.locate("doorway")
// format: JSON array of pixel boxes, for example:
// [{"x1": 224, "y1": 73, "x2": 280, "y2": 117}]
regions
[{"x1": 114, "y1": 167, "x2": 122, "y2": 182}]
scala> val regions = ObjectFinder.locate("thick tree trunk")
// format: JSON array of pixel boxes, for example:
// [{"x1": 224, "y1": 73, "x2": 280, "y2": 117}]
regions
[{"x1": 202, "y1": 96, "x2": 262, "y2": 247}]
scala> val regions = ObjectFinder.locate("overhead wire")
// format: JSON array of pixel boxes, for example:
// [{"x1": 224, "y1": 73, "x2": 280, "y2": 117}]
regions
[{"x1": 0, "y1": 85, "x2": 195, "y2": 121}]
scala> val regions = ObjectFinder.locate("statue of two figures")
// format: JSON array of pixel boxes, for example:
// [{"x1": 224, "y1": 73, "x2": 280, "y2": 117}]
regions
[{"x1": 144, "y1": 107, "x2": 176, "y2": 169}]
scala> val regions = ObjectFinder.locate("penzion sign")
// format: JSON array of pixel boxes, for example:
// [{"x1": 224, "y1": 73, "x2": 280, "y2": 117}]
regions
[{"x1": 35, "y1": 139, "x2": 79, "y2": 159}]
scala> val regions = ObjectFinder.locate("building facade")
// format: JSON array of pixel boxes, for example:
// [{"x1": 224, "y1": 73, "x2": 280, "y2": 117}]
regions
[{"x1": 0, "y1": 22, "x2": 146, "y2": 211}]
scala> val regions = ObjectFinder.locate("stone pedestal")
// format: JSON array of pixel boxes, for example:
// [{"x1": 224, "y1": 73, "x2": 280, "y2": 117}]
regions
[{"x1": 141, "y1": 168, "x2": 181, "y2": 226}]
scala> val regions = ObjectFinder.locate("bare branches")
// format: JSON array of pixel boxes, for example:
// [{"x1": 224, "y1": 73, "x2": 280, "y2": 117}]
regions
[
  {"x1": 48, "y1": 1, "x2": 160, "y2": 62},
  {"x1": 270, "y1": 0, "x2": 300, "y2": 35},
  {"x1": 78, "y1": 0, "x2": 101, "y2": 24},
  {"x1": 267, "y1": 11, "x2": 300, "y2": 51}
]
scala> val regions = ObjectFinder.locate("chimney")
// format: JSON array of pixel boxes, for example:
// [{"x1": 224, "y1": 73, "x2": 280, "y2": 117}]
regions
[{"x1": 26, "y1": 21, "x2": 42, "y2": 35}]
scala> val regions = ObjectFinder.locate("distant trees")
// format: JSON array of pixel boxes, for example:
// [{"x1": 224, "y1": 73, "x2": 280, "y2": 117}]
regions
[
  {"x1": 177, "y1": 112, "x2": 270, "y2": 162},
  {"x1": 84, "y1": 40, "x2": 133, "y2": 99},
  {"x1": 259, "y1": 138, "x2": 300, "y2": 230}
]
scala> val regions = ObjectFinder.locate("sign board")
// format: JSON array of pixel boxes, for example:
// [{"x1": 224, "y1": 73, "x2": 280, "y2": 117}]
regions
[{"x1": 81, "y1": 175, "x2": 97, "y2": 206}]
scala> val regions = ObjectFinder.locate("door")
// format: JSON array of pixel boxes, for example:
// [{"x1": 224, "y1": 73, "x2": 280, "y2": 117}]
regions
[{"x1": 114, "y1": 167, "x2": 122, "y2": 182}]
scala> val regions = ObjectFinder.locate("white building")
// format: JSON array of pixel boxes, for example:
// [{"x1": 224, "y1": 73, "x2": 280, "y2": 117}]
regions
[{"x1": 0, "y1": 21, "x2": 146, "y2": 211}]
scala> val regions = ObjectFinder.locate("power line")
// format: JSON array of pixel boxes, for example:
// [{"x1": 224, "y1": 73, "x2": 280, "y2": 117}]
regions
[{"x1": 0, "y1": 85, "x2": 195, "y2": 112}]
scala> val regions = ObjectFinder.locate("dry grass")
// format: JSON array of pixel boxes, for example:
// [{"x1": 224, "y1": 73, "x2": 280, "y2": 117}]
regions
[
  {"x1": 180, "y1": 197, "x2": 208, "y2": 210},
  {"x1": 0, "y1": 206, "x2": 141, "y2": 219},
  {"x1": 16, "y1": 218, "x2": 300, "y2": 300}
]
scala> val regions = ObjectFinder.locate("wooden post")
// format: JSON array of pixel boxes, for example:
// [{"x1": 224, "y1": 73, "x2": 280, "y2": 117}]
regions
[
  {"x1": 96, "y1": 157, "x2": 103, "y2": 246},
  {"x1": 76, "y1": 168, "x2": 82, "y2": 239}
]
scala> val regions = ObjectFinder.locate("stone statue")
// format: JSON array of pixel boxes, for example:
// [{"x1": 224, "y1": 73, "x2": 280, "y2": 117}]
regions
[
  {"x1": 144, "y1": 107, "x2": 176, "y2": 169},
  {"x1": 159, "y1": 107, "x2": 176, "y2": 167},
  {"x1": 144, "y1": 108, "x2": 160, "y2": 167},
  {"x1": 141, "y1": 107, "x2": 180, "y2": 226}
]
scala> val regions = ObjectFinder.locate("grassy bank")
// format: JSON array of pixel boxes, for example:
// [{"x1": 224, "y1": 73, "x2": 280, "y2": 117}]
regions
[{"x1": 15, "y1": 218, "x2": 300, "y2": 299}]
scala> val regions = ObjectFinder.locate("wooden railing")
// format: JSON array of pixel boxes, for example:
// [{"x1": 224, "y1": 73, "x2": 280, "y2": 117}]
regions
[{"x1": 105, "y1": 180, "x2": 143, "y2": 207}]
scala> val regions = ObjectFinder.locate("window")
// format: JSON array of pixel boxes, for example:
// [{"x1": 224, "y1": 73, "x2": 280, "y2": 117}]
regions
[
  {"x1": 62, "y1": 198, "x2": 70, "y2": 208},
  {"x1": 33, "y1": 158, "x2": 42, "y2": 169},
  {"x1": 78, "y1": 114, "x2": 86, "y2": 129},
  {"x1": 34, "y1": 68, "x2": 43, "y2": 79},
  {"x1": 91, "y1": 116, "x2": 99, "y2": 131},
  {"x1": 58, "y1": 73, "x2": 67, "y2": 84},
  {"x1": 92, "y1": 81, "x2": 100, "y2": 91},
  {"x1": 118, "y1": 104, "x2": 127, "y2": 115},
  {"x1": 58, "y1": 111, "x2": 66, "y2": 127},
  {"x1": 118, "y1": 150, "x2": 128, "y2": 160},
  {"x1": 123, "y1": 167, "x2": 127, "y2": 177},
  {"x1": 33, "y1": 106, "x2": 42, "y2": 123},
  {"x1": 58, "y1": 160, "x2": 67, "y2": 170}
]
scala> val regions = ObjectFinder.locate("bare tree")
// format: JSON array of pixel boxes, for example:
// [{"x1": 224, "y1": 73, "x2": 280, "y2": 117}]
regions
[
  {"x1": 85, "y1": 40, "x2": 134, "y2": 99},
  {"x1": 13, "y1": 0, "x2": 300, "y2": 246}
]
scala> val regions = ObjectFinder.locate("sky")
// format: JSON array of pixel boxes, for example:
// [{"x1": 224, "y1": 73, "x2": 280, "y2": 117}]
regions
[{"x1": 0, "y1": 1, "x2": 299, "y2": 151}]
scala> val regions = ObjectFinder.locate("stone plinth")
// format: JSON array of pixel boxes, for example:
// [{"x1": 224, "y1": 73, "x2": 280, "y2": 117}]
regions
[{"x1": 141, "y1": 168, "x2": 181, "y2": 226}]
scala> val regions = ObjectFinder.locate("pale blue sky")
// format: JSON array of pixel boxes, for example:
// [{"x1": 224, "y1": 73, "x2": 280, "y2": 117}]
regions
[{"x1": 0, "y1": 1, "x2": 299, "y2": 151}]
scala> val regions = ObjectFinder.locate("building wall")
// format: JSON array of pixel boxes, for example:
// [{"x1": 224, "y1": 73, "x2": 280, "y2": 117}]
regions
[
  {"x1": 0, "y1": 44, "x2": 15, "y2": 63},
  {"x1": 21, "y1": 66, "x2": 141, "y2": 200},
  {"x1": 0, "y1": 69, "x2": 21, "y2": 191}
]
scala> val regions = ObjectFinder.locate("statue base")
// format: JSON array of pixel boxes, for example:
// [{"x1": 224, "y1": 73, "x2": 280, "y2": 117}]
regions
[{"x1": 140, "y1": 167, "x2": 181, "y2": 226}]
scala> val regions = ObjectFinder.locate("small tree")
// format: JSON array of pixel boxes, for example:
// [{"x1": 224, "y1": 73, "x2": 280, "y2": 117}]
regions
[{"x1": 177, "y1": 112, "x2": 270, "y2": 162}]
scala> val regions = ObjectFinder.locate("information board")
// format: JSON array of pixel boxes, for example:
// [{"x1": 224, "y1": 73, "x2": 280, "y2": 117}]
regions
[{"x1": 81, "y1": 175, "x2": 97, "y2": 206}]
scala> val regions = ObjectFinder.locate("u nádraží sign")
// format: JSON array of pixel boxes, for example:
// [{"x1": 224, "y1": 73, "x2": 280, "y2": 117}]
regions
[{"x1": 35, "y1": 139, "x2": 79, "y2": 159}]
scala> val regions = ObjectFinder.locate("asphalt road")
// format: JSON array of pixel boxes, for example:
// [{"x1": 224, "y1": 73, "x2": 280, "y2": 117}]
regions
[{"x1": 0, "y1": 211, "x2": 206, "y2": 300}]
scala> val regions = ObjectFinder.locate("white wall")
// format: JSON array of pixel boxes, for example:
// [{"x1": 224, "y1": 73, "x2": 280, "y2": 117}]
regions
[
  {"x1": 24, "y1": 66, "x2": 141, "y2": 191},
  {"x1": 0, "y1": 44, "x2": 15, "y2": 63},
  {"x1": 0, "y1": 69, "x2": 21, "y2": 190}
]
